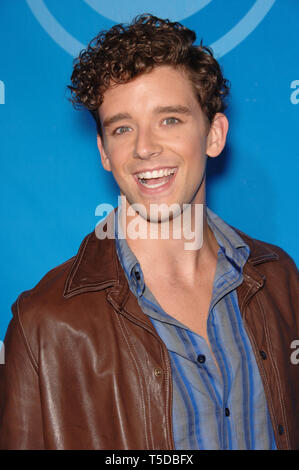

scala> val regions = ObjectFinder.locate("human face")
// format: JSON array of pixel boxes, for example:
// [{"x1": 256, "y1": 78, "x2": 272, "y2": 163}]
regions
[{"x1": 98, "y1": 65, "x2": 227, "y2": 219}]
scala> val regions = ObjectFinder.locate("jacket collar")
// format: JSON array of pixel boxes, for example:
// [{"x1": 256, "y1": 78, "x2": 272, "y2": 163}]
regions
[
  {"x1": 63, "y1": 219, "x2": 279, "y2": 301},
  {"x1": 234, "y1": 228, "x2": 279, "y2": 266}
]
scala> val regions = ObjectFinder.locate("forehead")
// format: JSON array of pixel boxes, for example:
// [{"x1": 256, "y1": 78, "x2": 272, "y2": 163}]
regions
[{"x1": 99, "y1": 65, "x2": 199, "y2": 116}]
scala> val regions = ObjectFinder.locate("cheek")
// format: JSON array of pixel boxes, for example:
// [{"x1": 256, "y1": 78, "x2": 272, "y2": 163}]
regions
[
  {"x1": 108, "y1": 154, "x2": 132, "y2": 185},
  {"x1": 104, "y1": 146, "x2": 125, "y2": 170},
  {"x1": 174, "y1": 125, "x2": 206, "y2": 151},
  {"x1": 192, "y1": 136, "x2": 208, "y2": 162},
  {"x1": 105, "y1": 137, "x2": 133, "y2": 163},
  {"x1": 174, "y1": 136, "x2": 206, "y2": 163}
]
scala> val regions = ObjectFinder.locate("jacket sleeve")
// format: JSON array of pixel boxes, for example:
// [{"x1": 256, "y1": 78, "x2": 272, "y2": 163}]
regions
[{"x1": 0, "y1": 313, "x2": 45, "y2": 449}]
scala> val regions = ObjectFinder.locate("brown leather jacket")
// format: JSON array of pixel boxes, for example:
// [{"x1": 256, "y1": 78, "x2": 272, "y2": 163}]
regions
[{"x1": 0, "y1": 227, "x2": 298, "y2": 450}]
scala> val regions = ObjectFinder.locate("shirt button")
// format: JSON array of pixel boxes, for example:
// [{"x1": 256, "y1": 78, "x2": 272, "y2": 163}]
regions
[
  {"x1": 225, "y1": 407, "x2": 230, "y2": 417},
  {"x1": 278, "y1": 424, "x2": 284, "y2": 435},
  {"x1": 197, "y1": 354, "x2": 206, "y2": 364},
  {"x1": 154, "y1": 368, "x2": 163, "y2": 377},
  {"x1": 259, "y1": 350, "x2": 267, "y2": 360}
]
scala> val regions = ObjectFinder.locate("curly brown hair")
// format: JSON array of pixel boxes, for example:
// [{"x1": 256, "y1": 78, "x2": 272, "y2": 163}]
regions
[{"x1": 68, "y1": 14, "x2": 230, "y2": 136}]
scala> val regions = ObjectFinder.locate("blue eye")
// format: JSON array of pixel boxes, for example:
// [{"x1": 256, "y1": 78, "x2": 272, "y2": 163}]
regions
[
  {"x1": 114, "y1": 126, "x2": 131, "y2": 135},
  {"x1": 163, "y1": 117, "x2": 179, "y2": 125}
]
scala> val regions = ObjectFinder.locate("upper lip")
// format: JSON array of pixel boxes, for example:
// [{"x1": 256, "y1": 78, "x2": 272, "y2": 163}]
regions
[{"x1": 133, "y1": 166, "x2": 177, "y2": 175}]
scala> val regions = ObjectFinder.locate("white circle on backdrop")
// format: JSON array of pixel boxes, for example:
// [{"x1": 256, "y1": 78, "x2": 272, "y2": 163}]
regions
[
  {"x1": 83, "y1": 0, "x2": 212, "y2": 23},
  {"x1": 26, "y1": 0, "x2": 276, "y2": 58}
]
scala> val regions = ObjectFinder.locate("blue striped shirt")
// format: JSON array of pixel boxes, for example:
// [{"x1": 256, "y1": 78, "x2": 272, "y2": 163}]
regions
[{"x1": 114, "y1": 207, "x2": 277, "y2": 450}]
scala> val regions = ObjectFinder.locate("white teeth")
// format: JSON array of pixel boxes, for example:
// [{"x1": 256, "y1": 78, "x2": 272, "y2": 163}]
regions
[
  {"x1": 140, "y1": 180, "x2": 168, "y2": 189},
  {"x1": 137, "y1": 168, "x2": 176, "y2": 180}
]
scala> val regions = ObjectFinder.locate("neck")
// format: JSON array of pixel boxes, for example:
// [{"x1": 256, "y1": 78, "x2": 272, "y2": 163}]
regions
[{"x1": 118, "y1": 200, "x2": 219, "y2": 284}]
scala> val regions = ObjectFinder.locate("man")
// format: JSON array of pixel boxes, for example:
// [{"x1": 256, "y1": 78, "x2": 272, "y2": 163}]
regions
[{"x1": 0, "y1": 14, "x2": 298, "y2": 450}]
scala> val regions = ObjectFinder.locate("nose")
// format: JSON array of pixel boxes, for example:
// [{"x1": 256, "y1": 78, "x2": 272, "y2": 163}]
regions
[{"x1": 133, "y1": 127, "x2": 163, "y2": 160}]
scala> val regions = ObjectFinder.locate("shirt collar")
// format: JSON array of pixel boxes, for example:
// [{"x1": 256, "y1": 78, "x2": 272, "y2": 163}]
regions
[
  {"x1": 206, "y1": 207, "x2": 250, "y2": 271},
  {"x1": 114, "y1": 207, "x2": 145, "y2": 297},
  {"x1": 115, "y1": 206, "x2": 250, "y2": 298}
]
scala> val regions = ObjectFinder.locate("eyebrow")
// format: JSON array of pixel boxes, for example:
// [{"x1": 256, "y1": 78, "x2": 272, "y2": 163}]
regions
[
  {"x1": 154, "y1": 105, "x2": 192, "y2": 115},
  {"x1": 102, "y1": 105, "x2": 192, "y2": 129},
  {"x1": 102, "y1": 113, "x2": 132, "y2": 129}
]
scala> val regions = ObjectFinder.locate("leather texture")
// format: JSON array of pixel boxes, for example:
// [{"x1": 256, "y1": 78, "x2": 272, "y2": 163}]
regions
[{"x1": 0, "y1": 224, "x2": 298, "y2": 450}]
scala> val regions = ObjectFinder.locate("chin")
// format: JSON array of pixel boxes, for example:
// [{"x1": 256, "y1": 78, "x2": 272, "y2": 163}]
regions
[{"x1": 137, "y1": 201, "x2": 184, "y2": 224}]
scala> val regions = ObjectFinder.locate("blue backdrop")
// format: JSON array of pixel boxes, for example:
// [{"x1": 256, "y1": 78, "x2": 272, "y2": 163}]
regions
[{"x1": 1, "y1": 0, "x2": 298, "y2": 340}]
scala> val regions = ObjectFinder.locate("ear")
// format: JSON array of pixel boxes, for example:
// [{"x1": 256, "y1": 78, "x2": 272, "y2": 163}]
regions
[
  {"x1": 97, "y1": 134, "x2": 112, "y2": 172},
  {"x1": 205, "y1": 113, "x2": 229, "y2": 158}
]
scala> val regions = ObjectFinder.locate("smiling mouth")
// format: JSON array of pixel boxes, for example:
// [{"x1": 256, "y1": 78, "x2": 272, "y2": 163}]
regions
[{"x1": 135, "y1": 167, "x2": 177, "y2": 189}]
